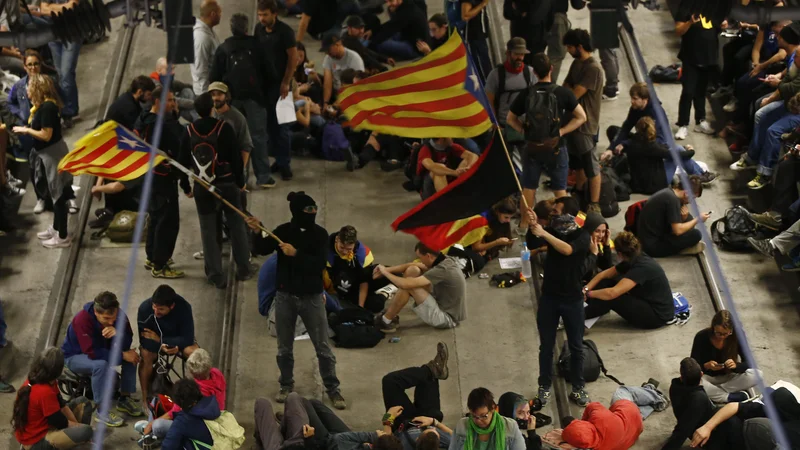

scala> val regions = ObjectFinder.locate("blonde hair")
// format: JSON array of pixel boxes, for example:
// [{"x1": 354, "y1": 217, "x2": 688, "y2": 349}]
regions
[
  {"x1": 28, "y1": 74, "x2": 63, "y2": 109},
  {"x1": 186, "y1": 348, "x2": 212, "y2": 379},
  {"x1": 634, "y1": 116, "x2": 656, "y2": 143}
]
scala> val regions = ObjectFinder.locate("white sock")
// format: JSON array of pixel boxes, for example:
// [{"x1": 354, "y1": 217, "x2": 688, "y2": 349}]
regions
[{"x1": 382, "y1": 315, "x2": 392, "y2": 325}]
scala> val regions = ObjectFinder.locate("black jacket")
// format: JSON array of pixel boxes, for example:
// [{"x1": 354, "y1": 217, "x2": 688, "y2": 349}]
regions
[
  {"x1": 342, "y1": 34, "x2": 389, "y2": 71},
  {"x1": 209, "y1": 35, "x2": 278, "y2": 106},
  {"x1": 370, "y1": 0, "x2": 427, "y2": 47},
  {"x1": 663, "y1": 378, "x2": 740, "y2": 450},
  {"x1": 134, "y1": 110, "x2": 189, "y2": 195},
  {"x1": 252, "y1": 222, "x2": 328, "y2": 296},
  {"x1": 178, "y1": 117, "x2": 244, "y2": 189},
  {"x1": 106, "y1": 92, "x2": 142, "y2": 130},
  {"x1": 503, "y1": 0, "x2": 554, "y2": 48}
]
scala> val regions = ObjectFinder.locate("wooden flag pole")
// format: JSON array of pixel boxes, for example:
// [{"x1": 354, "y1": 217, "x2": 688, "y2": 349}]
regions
[{"x1": 493, "y1": 128, "x2": 530, "y2": 210}]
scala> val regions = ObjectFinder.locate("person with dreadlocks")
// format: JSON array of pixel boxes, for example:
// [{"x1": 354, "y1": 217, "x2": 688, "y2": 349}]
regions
[{"x1": 450, "y1": 388, "x2": 526, "y2": 450}]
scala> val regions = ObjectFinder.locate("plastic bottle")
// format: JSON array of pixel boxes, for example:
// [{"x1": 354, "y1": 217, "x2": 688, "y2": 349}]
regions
[{"x1": 521, "y1": 242, "x2": 532, "y2": 279}]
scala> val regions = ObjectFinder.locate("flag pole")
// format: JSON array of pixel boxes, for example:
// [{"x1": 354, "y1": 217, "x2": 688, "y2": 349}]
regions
[
  {"x1": 155, "y1": 150, "x2": 284, "y2": 244},
  {"x1": 492, "y1": 127, "x2": 529, "y2": 210}
]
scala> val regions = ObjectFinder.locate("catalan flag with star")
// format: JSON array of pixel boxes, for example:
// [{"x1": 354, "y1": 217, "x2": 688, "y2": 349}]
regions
[
  {"x1": 58, "y1": 121, "x2": 164, "y2": 180},
  {"x1": 338, "y1": 32, "x2": 495, "y2": 138}
]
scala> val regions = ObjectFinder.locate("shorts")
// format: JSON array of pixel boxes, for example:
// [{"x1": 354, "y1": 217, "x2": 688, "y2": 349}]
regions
[
  {"x1": 567, "y1": 133, "x2": 600, "y2": 178},
  {"x1": 413, "y1": 295, "x2": 457, "y2": 329},
  {"x1": 521, "y1": 145, "x2": 569, "y2": 191}
]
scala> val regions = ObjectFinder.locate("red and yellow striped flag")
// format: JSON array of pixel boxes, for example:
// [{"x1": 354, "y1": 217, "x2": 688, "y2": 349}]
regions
[
  {"x1": 338, "y1": 32, "x2": 494, "y2": 138},
  {"x1": 58, "y1": 121, "x2": 164, "y2": 181}
]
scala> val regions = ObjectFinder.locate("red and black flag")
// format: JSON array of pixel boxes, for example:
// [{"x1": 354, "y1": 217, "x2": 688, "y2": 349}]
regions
[{"x1": 391, "y1": 134, "x2": 519, "y2": 251}]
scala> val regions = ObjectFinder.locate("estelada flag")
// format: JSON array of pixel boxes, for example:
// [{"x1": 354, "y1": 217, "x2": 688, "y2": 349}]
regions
[
  {"x1": 391, "y1": 134, "x2": 518, "y2": 251},
  {"x1": 58, "y1": 121, "x2": 164, "y2": 181},
  {"x1": 338, "y1": 32, "x2": 495, "y2": 138}
]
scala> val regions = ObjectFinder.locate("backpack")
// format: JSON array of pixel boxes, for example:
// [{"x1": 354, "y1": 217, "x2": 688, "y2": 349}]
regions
[
  {"x1": 602, "y1": 165, "x2": 631, "y2": 201},
  {"x1": 321, "y1": 122, "x2": 349, "y2": 161},
  {"x1": 711, "y1": 206, "x2": 757, "y2": 251},
  {"x1": 649, "y1": 64, "x2": 682, "y2": 83},
  {"x1": 193, "y1": 411, "x2": 246, "y2": 450},
  {"x1": 624, "y1": 200, "x2": 647, "y2": 234},
  {"x1": 596, "y1": 167, "x2": 621, "y2": 218},
  {"x1": 148, "y1": 394, "x2": 175, "y2": 418},
  {"x1": 524, "y1": 84, "x2": 561, "y2": 153},
  {"x1": 225, "y1": 46, "x2": 262, "y2": 100},
  {"x1": 106, "y1": 210, "x2": 148, "y2": 242},
  {"x1": 446, "y1": 0, "x2": 465, "y2": 31},
  {"x1": 330, "y1": 308, "x2": 385, "y2": 348},
  {"x1": 188, "y1": 120, "x2": 231, "y2": 184},
  {"x1": 558, "y1": 339, "x2": 623, "y2": 385},
  {"x1": 668, "y1": 292, "x2": 692, "y2": 326},
  {"x1": 494, "y1": 63, "x2": 532, "y2": 114}
]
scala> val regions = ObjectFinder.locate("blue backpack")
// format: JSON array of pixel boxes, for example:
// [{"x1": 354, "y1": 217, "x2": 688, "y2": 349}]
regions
[{"x1": 669, "y1": 292, "x2": 692, "y2": 326}]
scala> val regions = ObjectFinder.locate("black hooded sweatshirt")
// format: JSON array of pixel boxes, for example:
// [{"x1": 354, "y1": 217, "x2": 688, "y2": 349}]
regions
[
  {"x1": 663, "y1": 378, "x2": 742, "y2": 450},
  {"x1": 133, "y1": 109, "x2": 190, "y2": 195}
]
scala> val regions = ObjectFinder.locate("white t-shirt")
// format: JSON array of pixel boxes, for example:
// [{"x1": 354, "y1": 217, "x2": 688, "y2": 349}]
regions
[{"x1": 322, "y1": 48, "x2": 365, "y2": 90}]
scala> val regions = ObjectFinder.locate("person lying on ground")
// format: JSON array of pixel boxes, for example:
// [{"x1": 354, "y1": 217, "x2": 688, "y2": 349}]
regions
[{"x1": 561, "y1": 399, "x2": 643, "y2": 450}]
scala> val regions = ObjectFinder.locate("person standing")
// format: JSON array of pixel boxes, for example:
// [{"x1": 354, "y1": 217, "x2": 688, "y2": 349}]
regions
[
  {"x1": 484, "y1": 38, "x2": 536, "y2": 134},
  {"x1": 254, "y1": 0, "x2": 297, "y2": 181},
  {"x1": 192, "y1": 0, "x2": 221, "y2": 96},
  {"x1": 42, "y1": 0, "x2": 80, "y2": 129},
  {"x1": 461, "y1": 0, "x2": 492, "y2": 81},
  {"x1": 209, "y1": 82, "x2": 253, "y2": 174},
  {"x1": 250, "y1": 191, "x2": 346, "y2": 410},
  {"x1": 546, "y1": 0, "x2": 570, "y2": 82}
]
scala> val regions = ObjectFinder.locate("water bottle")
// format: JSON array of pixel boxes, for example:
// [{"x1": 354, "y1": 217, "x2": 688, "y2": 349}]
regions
[{"x1": 521, "y1": 242, "x2": 532, "y2": 279}]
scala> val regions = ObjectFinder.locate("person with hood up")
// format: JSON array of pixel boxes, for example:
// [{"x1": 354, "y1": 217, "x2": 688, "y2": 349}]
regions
[
  {"x1": 250, "y1": 191, "x2": 346, "y2": 410},
  {"x1": 161, "y1": 379, "x2": 221, "y2": 450},
  {"x1": 583, "y1": 231, "x2": 675, "y2": 329},
  {"x1": 581, "y1": 212, "x2": 615, "y2": 283},
  {"x1": 497, "y1": 392, "x2": 542, "y2": 450},
  {"x1": 560, "y1": 400, "x2": 643, "y2": 450}
]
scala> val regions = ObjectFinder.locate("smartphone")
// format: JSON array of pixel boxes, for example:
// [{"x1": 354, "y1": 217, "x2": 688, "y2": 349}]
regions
[{"x1": 707, "y1": 211, "x2": 713, "y2": 215}]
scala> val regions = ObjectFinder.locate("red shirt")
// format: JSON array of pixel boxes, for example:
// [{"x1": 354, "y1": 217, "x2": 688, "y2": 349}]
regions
[
  {"x1": 416, "y1": 143, "x2": 466, "y2": 176},
  {"x1": 561, "y1": 400, "x2": 643, "y2": 450},
  {"x1": 14, "y1": 380, "x2": 62, "y2": 445}
]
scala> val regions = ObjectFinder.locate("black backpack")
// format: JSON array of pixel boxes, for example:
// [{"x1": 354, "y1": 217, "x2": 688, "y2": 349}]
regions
[
  {"x1": 558, "y1": 339, "x2": 623, "y2": 385},
  {"x1": 187, "y1": 120, "x2": 232, "y2": 184},
  {"x1": 524, "y1": 84, "x2": 561, "y2": 153},
  {"x1": 648, "y1": 64, "x2": 682, "y2": 83},
  {"x1": 330, "y1": 308, "x2": 385, "y2": 348},
  {"x1": 711, "y1": 206, "x2": 757, "y2": 251},
  {"x1": 225, "y1": 46, "x2": 262, "y2": 100},
  {"x1": 494, "y1": 63, "x2": 532, "y2": 114}
]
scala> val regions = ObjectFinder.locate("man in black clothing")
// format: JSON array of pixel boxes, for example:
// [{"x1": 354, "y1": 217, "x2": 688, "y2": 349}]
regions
[
  {"x1": 134, "y1": 87, "x2": 190, "y2": 279},
  {"x1": 296, "y1": 0, "x2": 358, "y2": 42},
  {"x1": 209, "y1": 13, "x2": 277, "y2": 189},
  {"x1": 342, "y1": 15, "x2": 395, "y2": 72},
  {"x1": 325, "y1": 225, "x2": 390, "y2": 313},
  {"x1": 525, "y1": 198, "x2": 595, "y2": 408},
  {"x1": 105, "y1": 75, "x2": 156, "y2": 130},
  {"x1": 250, "y1": 191, "x2": 346, "y2": 410},
  {"x1": 461, "y1": 0, "x2": 492, "y2": 81},
  {"x1": 179, "y1": 92, "x2": 253, "y2": 289},
  {"x1": 370, "y1": 0, "x2": 428, "y2": 61},
  {"x1": 637, "y1": 175, "x2": 710, "y2": 257},
  {"x1": 503, "y1": 0, "x2": 554, "y2": 62}
]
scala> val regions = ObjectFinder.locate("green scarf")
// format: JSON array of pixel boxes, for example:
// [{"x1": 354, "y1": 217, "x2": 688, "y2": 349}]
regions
[{"x1": 465, "y1": 412, "x2": 505, "y2": 450}]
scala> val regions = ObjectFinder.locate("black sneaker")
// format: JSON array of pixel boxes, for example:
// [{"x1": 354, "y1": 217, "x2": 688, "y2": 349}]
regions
[
  {"x1": 374, "y1": 314, "x2": 397, "y2": 333},
  {"x1": 344, "y1": 147, "x2": 357, "y2": 172},
  {"x1": 698, "y1": 171, "x2": 718, "y2": 186},
  {"x1": 536, "y1": 385, "x2": 551, "y2": 406},
  {"x1": 642, "y1": 378, "x2": 660, "y2": 389},
  {"x1": 602, "y1": 87, "x2": 619, "y2": 101},
  {"x1": 275, "y1": 387, "x2": 292, "y2": 403},
  {"x1": 258, "y1": 177, "x2": 277, "y2": 189},
  {"x1": 747, "y1": 237, "x2": 774, "y2": 257},
  {"x1": 270, "y1": 162, "x2": 280, "y2": 173},
  {"x1": 280, "y1": 165, "x2": 293, "y2": 181},
  {"x1": 329, "y1": 391, "x2": 347, "y2": 410},
  {"x1": 569, "y1": 388, "x2": 591, "y2": 407},
  {"x1": 425, "y1": 342, "x2": 449, "y2": 380}
]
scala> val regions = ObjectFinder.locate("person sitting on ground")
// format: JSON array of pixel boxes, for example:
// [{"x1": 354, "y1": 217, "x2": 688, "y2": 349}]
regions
[
  {"x1": 472, "y1": 197, "x2": 516, "y2": 261},
  {"x1": 662, "y1": 357, "x2": 741, "y2": 450},
  {"x1": 581, "y1": 212, "x2": 615, "y2": 282},
  {"x1": 560, "y1": 398, "x2": 643, "y2": 450},
  {"x1": 342, "y1": 15, "x2": 395, "y2": 72},
  {"x1": 161, "y1": 378, "x2": 220, "y2": 450},
  {"x1": 690, "y1": 386, "x2": 800, "y2": 449},
  {"x1": 415, "y1": 137, "x2": 479, "y2": 200},
  {"x1": 325, "y1": 225, "x2": 391, "y2": 313},
  {"x1": 690, "y1": 310, "x2": 762, "y2": 404},
  {"x1": 322, "y1": 35, "x2": 365, "y2": 107},
  {"x1": 497, "y1": 392, "x2": 542, "y2": 450},
  {"x1": 375, "y1": 242, "x2": 467, "y2": 332},
  {"x1": 607, "y1": 82, "x2": 672, "y2": 152},
  {"x1": 137, "y1": 285, "x2": 199, "y2": 411},
  {"x1": 450, "y1": 388, "x2": 526, "y2": 450},
  {"x1": 149, "y1": 56, "x2": 196, "y2": 121},
  {"x1": 383, "y1": 343, "x2": 450, "y2": 431},
  {"x1": 61, "y1": 291, "x2": 142, "y2": 427},
  {"x1": 13, "y1": 347, "x2": 95, "y2": 449},
  {"x1": 294, "y1": 42, "x2": 324, "y2": 106},
  {"x1": 636, "y1": 175, "x2": 709, "y2": 257},
  {"x1": 416, "y1": 13, "x2": 449, "y2": 56},
  {"x1": 369, "y1": 0, "x2": 428, "y2": 61},
  {"x1": 583, "y1": 232, "x2": 675, "y2": 329}
]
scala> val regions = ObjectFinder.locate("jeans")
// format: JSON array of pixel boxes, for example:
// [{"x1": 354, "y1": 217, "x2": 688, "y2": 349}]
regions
[
  {"x1": 48, "y1": 39, "x2": 81, "y2": 118},
  {"x1": 678, "y1": 63, "x2": 714, "y2": 126},
  {"x1": 65, "y1": 354, "x2": 137, "y2": 412},
  {"x1": 611, "y1": 385, "x2": 669, "y2": 420},
  {"x1": 151, "y1": 418, "x2": 172, "y2": 438},
  {"x1": 537, "y1": 294, "x2": 585, "y2": 390},
  {"x1": 467, "y1": 38, "x2": 492, "y2": 83},
  {"x1": 232, "y1": 98, "x2": 271, "y2": 185},
  {"x1": 584, "y1": 280, "x2": 669, "y2": 329},
  {"x1": 771, "y1": 156, "x2": 800, "y2": 218},
  {"x1": 375, "y1": 37, "x2": 419, "y2": 61},
  {"x1": 267, "y1": 109, "x2": 292, "y2": 168},
  {"x1": 747, "y1": 105, "x2": 800, "y2": 176},
  {"x1": 275, "y1": 291, "x2": 340, "y2": 395},
  {"x1": 664, "y1": 157, "x2": 705, "y2": 185},
  {"x1": 521, "y1": 145, "x2": 569, "y2": 190},
  {"x1": 770, "y1": 217, "x2": 800, "y2": 255},
  {"x1": 599, "y1": 48, "x2": 619, "y2": 91},
  {"x1": 254, "y1": 393, "x2": 307, "y2": 450},
  {"x1": 145, "y1": 188, "x2": 180, "y2": 270},
  {"x1": 382, "y1": 366, "x2": 442, "y2": 424}
]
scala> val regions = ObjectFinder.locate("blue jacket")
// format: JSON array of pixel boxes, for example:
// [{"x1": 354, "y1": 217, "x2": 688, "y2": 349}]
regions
[
  {"x1": 61, "y1": 302, "x2": 133, "y2": 361},
  {"x1": 136, "y1": 296, "x2": 195, "y2": 349},
  {"x1": 162, "y1": 395, "x2": 220, "y2": 450},
  {"x1": 8, "y1": 74, "x2": 67, "y2": 123}
]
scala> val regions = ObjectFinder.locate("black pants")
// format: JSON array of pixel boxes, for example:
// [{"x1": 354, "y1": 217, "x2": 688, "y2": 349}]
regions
[
  {"x1": 145, "y1": 189, "x2": 180, "y2": 270},
  {"x1": 104, "y1": 190, "x2": 139, "y2": 215},
  {"x1": 642, "y1": 228, "x2": 702, "y2": 257},
  {"x1": 678, "y1": 64, "x2": 715, "y2": 127},
  {"x1": 720, "y1": 39, "x2": 754, "y2": 87},
  {"x1": 585, "y1": 280, "x2": 668, "y2": 329},
  {"x1": 382, "y1": 366, "x2": 442, "y2": 425},
  {"x1": 302, "y1": 397, "x2": 350, "y2": 442},
  {"x1": 771, "y1": 155, "x2": 800, "y2": 221},
  {"x1": 53, "y1": 191, "x2": 68, "y2": 238}
]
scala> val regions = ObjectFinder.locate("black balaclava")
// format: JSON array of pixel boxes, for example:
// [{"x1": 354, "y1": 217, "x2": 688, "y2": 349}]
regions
[{"x1": 288, "y1": 191, "x2": 317, "y2": 229}]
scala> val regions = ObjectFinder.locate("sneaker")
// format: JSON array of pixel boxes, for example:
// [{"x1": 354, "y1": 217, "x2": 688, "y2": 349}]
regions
[
  {"x1": 375, "y1": 284, "x2": 398, "y2": 300},
  {"x1": 62, "y1": 117, "x2": 75, "y2": 129},
  {"x1": 34, "y1": 199, "x2": 46, "y2": 214},
  {"x1": 137, "y1": 435, "x2": 159, "y2": 449},
  {"x1": 275, "y1": 387, "x2": 292, "y2": 403},
  {"x1": 747, "y1": 173, "x2": 769, "y2": 189},
  {"x1": 747, "y1": 237, "x2": 774, "y2": 257},
  {"x1": 3, "y1": 184, "x2": 25, "y2": 197},
  {"x1": 569, "y1": 388, "x2": 591, "y2": 407},
  {"x1": 42, "y1": 235, "x2": 71, "y2": 249},
  {"x1": 193, "y1": 251, "x2": 204, "y2": 260},
  {"x1": 6, "y1": 170, "x2": 22, "y2": 187},
  {"x1": 782, "y1": 257, "x2": 800, "y2": 272},
  {"x1": 117, "y1": 396, "x2": 144, "y2": 417},
  {"x1": 678, "y1": 241, "x2": 706, "y2": 255},
  {"x1": 258, "y1": 177, "x2": 277, "y2": 189},
  {"x1": 697, "y1": 171, "x2": 718, "y2": 185},
  {"x1": 711, "y1": 85, "x2": 733, "y2": 99},
  {"x1": 152, "y1": 265, "x2": 186, "y2": 279},
  {"x1": 602, "y1": 87, "x2": 619, "y2": 100},
  {"x1": 280, "y1": 165, "x2": 293, "y2": 181},
  {"x1": 694, "y1": 120, "x2": 715, "y2": 135},
  {"x1": 344, "y1": 147, "x2": 357, "y2": 172},
  {"x1": 68, "y1": 199, "x2": 78, "y2": 214},
  {"x1": 329, "y1": 391, "x2": 347, "y2": 410},
  {"x1": 270, "y1": 162, "x2": 281, "y2": 173},
  {"x1": 0, "y1": 378, "x2": 15, "y2": 393},
  {"x1": 675, "y1": 126, "x2": 688, "y2": 140},
  {"x1": 145, "y1": 258, "x2": 174, "y2": 270},
  {"x1": 37, "y1": 226, "x2": 56, "y2": 240},
  {"x1": 730, "y1": 155, "x2": 756, "y2": 171},
  {"x1": 536, "y1": 386, "x2": 551, "y2": 406},
  {"x1": 374, "y1": 314, "x2": 397, "y2": 333},
  {"x1": 723, "y1": 99, "x2": 738, "y2": 113},
  {"x1": 94, "y1": 410, "x2": 125, "y2": 427},
  {"x1": 425, "y1": 342, "x2": 449, "y2": 380},
  {"x1": 642, "y1": 378, "x2": 660, "y2": 389},
  {"x1": 750, "y1": 211, "x2": 782, "y2": 230},
  {"x1": 236, "y1": 262, "x2": 259, "y2": 281}
]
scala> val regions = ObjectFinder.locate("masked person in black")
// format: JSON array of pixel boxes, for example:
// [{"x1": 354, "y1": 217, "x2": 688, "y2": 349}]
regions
[
  {"x1": 250, "y1": 192, "x2": 346, "y2": 410},
  {"x1": 135, "y1": 86, "x2": 190, "y2": 279}
]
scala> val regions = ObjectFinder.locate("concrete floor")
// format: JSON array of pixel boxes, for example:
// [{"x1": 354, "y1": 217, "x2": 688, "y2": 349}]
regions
[{"x1": 0, "y1": 1, "x2": 799, "y2": 449}]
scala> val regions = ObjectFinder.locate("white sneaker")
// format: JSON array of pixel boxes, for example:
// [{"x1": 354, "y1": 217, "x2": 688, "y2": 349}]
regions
[
  {"x1": 37, "y1": 226, "x2": 56, "y2": 240},
  {"x1": 694, "y1": 120, "x2": 715, "y2": 135},
  {"x1": 34, "y1": 199, "x2": 46, "y2": 214},
  {"x1": 6, "y1": 171, "x2": 22, "y2": 187},
  {"x1": 723, "y1": 99, "x2": 738, "y2": 113},
  {"x1": 376, "y1": 284, "x2": 399, "y2": 300},
  {"x1": 675, "y1": 126, "x2": 689, "y2": 140},
  {"x1": 193, "y1": 251, "x2": 204, "y2": 260},
  {"x1": 42, "y1": 234, "x2": 71, "y2": 248},
  {"x1": 3, "y1": 184, "x2": 25, "y2": 197},
  {"x1": 68, "y1": 199, "x2": 78, "y2": 214},
  {"x1": 730, "y1": 155, "x2": 756, "y2": 171}
]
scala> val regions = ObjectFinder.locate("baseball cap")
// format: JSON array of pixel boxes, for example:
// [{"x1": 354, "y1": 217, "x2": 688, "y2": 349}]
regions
[
  {"x1": 208, "y1": 81, "x2": 228, "y2": 93},
  {"x1": 320, "y1": 35, "x2": 341, "y2": 53},
  {"x1": 507, "y1": 37, "x2": 530, "y2": 54},
  {"x1": 345, "y1": 15, "x2": 365, "y2": 28}
]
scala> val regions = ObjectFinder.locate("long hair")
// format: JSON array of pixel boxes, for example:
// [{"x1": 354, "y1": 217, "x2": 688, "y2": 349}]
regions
[
  {"x1": 634, "y1": 116, "x2": 656, "y2": 143},
  {"x1": 709, "y1": 310, "x2": 740, "y2": 362},
  {"x1": 27, "y1": 74, "x2": 63, "y2": 109},
  {"x1": 12, "y1": 347, "x2": 65, "y2": 431}
]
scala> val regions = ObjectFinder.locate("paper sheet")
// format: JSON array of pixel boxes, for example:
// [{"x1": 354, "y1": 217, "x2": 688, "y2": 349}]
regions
[
  {"x1": 583, "y1": 302, "x2": 599, "y2": 328},
  {"x1": 276, "y1": 92, "x2": 296, "y2": 125},
  {"x1": 499, "y1": 257, "x2": 521, "y2": 269}
]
